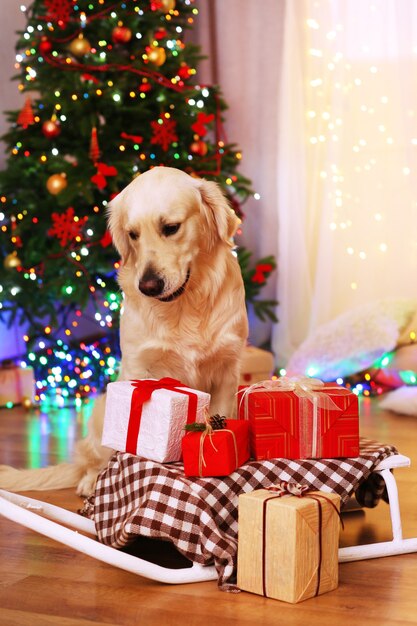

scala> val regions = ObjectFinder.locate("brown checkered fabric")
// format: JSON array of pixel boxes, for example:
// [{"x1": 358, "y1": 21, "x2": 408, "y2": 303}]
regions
[{"x1": 80, "y1": 438, "x2": 398, "y2": 590}]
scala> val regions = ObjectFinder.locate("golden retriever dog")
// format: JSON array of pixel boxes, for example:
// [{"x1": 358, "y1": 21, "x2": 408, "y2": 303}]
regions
[{"x1": 0, "y1": 166, "x2": 248, "y2": 495}]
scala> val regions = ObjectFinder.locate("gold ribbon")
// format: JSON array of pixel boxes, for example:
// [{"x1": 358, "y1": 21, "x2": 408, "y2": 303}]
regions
[
  {"x1": 198, "y1": 421, "x2": 217, "y2": 476},
  {"x1": 198, "y1": 417, "x2": 239, "y2": 477}
]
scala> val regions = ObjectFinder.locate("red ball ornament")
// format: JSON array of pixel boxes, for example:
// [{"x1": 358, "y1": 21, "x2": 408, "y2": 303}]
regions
[
  {"x1": 42, "y1": 119, "x2": 61, "y2": 139},
  {"x1": 112, "y1": 26, "x2": 132, "y2": 44},
  {"x1": 190, "y1": 140, "x2": 208, "y2": 156},
  {"x1": 155, "y1": 28, "x2": 167, "y2": 40},
  {"x1": 39, "y1": 38, "x2": 53, "y2": 54},
  {"x1": 178, "y1": 64, "x2": 192, "y2": 79}
]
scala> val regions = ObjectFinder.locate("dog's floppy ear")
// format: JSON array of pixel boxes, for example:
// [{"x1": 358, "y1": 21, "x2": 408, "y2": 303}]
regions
[
  {"x1": 106, "y1": 191, "x2": 131, "y2": 263},
  {"x1": 197, "y1": 178, "x2": 240, "y2": 251}
]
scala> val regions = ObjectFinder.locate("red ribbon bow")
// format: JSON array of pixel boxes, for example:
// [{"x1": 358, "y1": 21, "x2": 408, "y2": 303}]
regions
[
  {"x1": 191, "y1": 112, "x2": 215, "y2": 137},
  {"x1": 91, "y1": 162, "x2": 118, "y2": 190},
  {"x1": 252, "y1": 263, "x2": 273, "y2": 284},
  {"x1": 125, "y1": 378, "x2": 198, "y2": 455}
]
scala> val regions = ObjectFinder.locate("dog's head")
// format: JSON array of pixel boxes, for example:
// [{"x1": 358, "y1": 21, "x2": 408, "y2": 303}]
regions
[{"x1": 107, "y1": 166, "x2": 239, "y2": 301}]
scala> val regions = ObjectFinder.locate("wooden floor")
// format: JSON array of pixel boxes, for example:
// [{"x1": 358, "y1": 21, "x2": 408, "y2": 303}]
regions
[{"x1": 1, "y1": 397, "x2": 417, "y2": 625}]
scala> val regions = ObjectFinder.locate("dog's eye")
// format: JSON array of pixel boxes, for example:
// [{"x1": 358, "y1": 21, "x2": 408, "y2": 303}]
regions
[
  {"x1": 128, "y1": 230, "x2": 139, "y2": 241},
  {"x1": 162, "y1": 223, "x2": 181, "y2": 237}
]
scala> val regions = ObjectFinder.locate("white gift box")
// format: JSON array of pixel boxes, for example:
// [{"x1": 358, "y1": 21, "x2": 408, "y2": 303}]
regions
[
  {"x1": 102, "y1": 379, "x2": 210, "y2": 463},
  {"x1": 0, "y1": 365, "x2": 35, "y2": 406}
]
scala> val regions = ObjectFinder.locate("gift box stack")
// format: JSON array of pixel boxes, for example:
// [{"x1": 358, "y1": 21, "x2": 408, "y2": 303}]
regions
[
  {"x1": 234, "y1": 375, "x2": 360, "y2": 602},
  {"x1": 102, "y1": 373, "x2": 360, "y2": 601},
  {"x1": 102, "y1": 377, "x2": 250, "y2": 474}
]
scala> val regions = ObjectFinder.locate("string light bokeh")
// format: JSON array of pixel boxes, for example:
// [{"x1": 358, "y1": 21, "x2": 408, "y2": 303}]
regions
[
  {"x1": 275, "y1": 1, "x2": 417, "y2": 395},
  {"x1": 304, "y1": 1, "x2": 417, "y2": 314}
]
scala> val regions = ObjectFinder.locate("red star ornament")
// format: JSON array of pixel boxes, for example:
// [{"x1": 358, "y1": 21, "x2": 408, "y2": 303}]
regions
[
  {"x1": 44, "y1": 0, "x2": 73, "y2": 28},
  {"x1": 48, "y1": 207, "x2": 88, "y2": 247},
  {"x1": 150, "y1": 117, "x2": 178, "y2": 151}
]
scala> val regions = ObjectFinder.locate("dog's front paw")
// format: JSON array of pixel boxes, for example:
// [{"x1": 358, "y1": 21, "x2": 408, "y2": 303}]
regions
[{"x1": 76, "y1": 470, "x2": 98, "y2": 497}]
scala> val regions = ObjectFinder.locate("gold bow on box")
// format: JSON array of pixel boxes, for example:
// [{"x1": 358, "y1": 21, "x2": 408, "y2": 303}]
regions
[{"x1": 238, "y1": 375, "x2": 352, "y2": 458}]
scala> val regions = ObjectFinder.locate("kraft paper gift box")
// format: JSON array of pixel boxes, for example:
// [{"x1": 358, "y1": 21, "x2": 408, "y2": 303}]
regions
[
  {"x1": 182, "y1": 419, "x2": 250, "y2": 477},
  {"x1": 237, "y1": 377, "x2": 359, "y2": 460},
  {"x1": 237, "y1": 487, "x2": 341, "y2": 603},
  {"x1": 239, "y1": 345, "x2": 275, "y2": 386},
  {"x1": 102, "y1": 378, "x2": 210, "y2": 463},
  {"x1": 0, "y1": 364, "x2": 35, "y2": 406}
]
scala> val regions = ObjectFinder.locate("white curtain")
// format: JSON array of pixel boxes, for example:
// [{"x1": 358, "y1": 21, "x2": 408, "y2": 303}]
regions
[{"x1": 272, "y1": 0, "x2": 417, "y2": 365}]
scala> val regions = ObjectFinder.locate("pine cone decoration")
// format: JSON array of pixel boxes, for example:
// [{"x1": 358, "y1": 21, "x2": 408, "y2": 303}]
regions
[
  {"x1": 184, "y1": 414, "x2": 227, "y2": 432},
  {"x1": 209, "y1": 414, "x2": 227, "y2": 430}
]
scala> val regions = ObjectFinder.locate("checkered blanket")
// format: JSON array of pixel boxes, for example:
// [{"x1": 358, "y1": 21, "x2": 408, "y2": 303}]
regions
[{"x1": 80, "y1": 438, "x2": 398, "y2": 591}]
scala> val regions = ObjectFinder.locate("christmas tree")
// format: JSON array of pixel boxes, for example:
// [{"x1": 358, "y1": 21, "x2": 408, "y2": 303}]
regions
[{"x1": 0, "y1": 0, "x2": 276, "y2": 406}]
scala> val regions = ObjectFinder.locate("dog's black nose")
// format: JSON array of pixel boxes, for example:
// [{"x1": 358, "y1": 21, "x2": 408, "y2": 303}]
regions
[{"x1": 139, "y1": 268, "x2": 165, "y2": 297}]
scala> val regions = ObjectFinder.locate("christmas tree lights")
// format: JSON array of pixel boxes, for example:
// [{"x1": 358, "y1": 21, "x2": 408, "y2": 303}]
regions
[{"x1": 0, "y1": 0, "x2": 276, "y2": 406}]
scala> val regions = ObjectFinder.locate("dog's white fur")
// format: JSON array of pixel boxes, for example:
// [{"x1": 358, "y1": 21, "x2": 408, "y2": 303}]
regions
[{"x1": 0, "y1": 167, "x2": 248, "y2": 495}]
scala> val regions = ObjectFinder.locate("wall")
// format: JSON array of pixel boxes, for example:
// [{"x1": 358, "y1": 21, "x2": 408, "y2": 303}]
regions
[{"x1": 0, "y1": 2, "x2": 27, "y2": 359}]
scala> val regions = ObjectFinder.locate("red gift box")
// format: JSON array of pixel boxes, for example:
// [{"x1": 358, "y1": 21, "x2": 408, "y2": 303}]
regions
[
  {"x1": 237, "y1": 378, "x2": 359, "y2": 460},
  {"x1": 182, "y1": 420, "x2": 250, "y2": 477}
]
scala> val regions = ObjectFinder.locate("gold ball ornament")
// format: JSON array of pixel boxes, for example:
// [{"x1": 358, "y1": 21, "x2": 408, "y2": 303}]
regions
[
  {"x1": 4, "y1": 251, "x2": 22, "y2": 269},
  {"x1": 22, "y1": 396, "x2": 32, "y2": 409},
  {"x1": 46, "y1": 173, "x2": 68, "y2": 195},
  {"x1": 148, "y1": 46, "x2": 166, "y2": 66},
  {"x1": 161, "y1": 0, "x2": 176, "y2": 11},
  {"x1": 68, "y1": 35, "x2": 91, "y2": 57}
]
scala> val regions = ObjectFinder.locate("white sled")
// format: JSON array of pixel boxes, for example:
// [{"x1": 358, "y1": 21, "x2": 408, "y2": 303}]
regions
[{"x1": 0, "y1": 453, "x2": 416, "y2": 584}]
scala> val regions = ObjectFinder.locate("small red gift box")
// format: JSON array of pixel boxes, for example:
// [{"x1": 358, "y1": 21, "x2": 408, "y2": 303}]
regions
[
  {"x1": 182, "y1": 420, "x2": 250, "y2": 477},
  {"x1": 237, "y1": 378, "x2": 359, "y2": 460}
]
